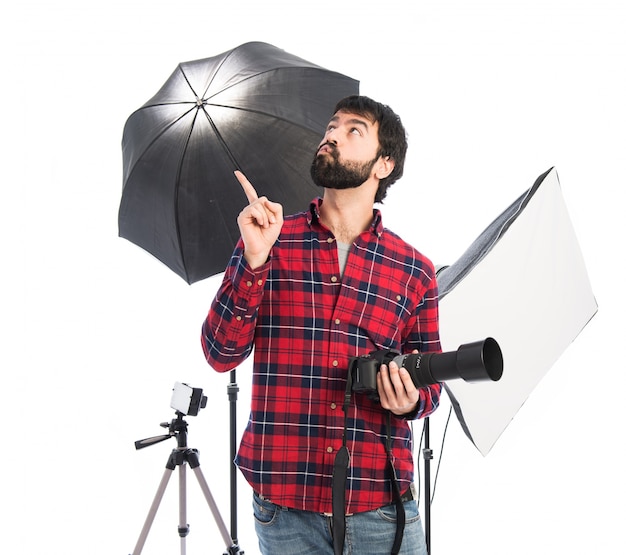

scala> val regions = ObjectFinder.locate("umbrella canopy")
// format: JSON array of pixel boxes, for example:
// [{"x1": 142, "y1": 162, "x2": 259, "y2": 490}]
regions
[
  {"x1": 119, "y1": 42, "x2": 359, "y2": 283},
  {"x1": 436, "y1": 167, "x2": 597, "y2": 455}
]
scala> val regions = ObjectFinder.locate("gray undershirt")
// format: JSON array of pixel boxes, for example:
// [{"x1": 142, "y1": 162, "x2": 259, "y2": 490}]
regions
[{"x1": 336, "y1": 241, "x2": 351, "y2": 276}]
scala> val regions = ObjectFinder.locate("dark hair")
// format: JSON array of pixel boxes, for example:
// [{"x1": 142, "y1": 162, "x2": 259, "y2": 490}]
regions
[{"x1": 333, "y1": 95, "x2": 408, "y2": 203}]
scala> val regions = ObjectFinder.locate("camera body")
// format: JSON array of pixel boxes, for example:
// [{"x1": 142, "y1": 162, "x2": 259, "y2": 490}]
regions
[
  {"x1": 349, "y1": 349, "x2": 398, "y2": 401},
  {"x1": 349, "y1": 338, "x2": 503, "y2": 402}
]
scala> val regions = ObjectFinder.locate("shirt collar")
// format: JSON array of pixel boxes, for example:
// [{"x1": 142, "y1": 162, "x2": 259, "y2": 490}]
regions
[{"x1": 307, "y1": 197, "x2": 384, "y2": 239}]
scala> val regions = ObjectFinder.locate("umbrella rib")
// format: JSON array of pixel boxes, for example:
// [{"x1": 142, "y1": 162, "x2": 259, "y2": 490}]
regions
[
  {"x1": 124, "y1": 104, "x2": 197, "y2": 186},
  {"x1": 197, "y1": 108, "x2": 240, "y2": 169},
  {"x1": 181, "y1": 54, "x2": 235, "y2": 100},
  {"x1": 171, "y1": 108, "x2": 250, "y2": 278},
  {"x1": 201, "y1": 66, "x2": 326, "y2": 101},
  {"x1": 172, "y1": 108, "x2": 202, "y2": 281},
  {"x1": 180, "y1": 66, "x2": 199, "y2": 98},
  {"x1": 136, "y1": 100, "x2": 197, "y2": 110},
  {"x1": 175, "y1": 63, "x2": 341, "y2": 136},
  {"x1": 203, "y1": 102, "x2": 321, "y2": 139},
  {"x1": 196, "y1": 102, "x2": 317, "y2": 180},
  {"x1": 192, "y1": 64, "x2": 341, "y2": 130},
  {"x1": 183, "y1": 105, "x2": 242, "y2": 258}
]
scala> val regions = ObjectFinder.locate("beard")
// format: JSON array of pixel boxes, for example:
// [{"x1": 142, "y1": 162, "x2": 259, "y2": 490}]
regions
[{"x1": 310, "y1": 144, "x2": 378, "y2": 190}]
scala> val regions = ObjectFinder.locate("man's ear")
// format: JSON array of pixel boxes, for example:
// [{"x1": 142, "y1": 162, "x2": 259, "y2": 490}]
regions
[{"x1": 375, "y1": 156, "x2": 395, "y2": 180}]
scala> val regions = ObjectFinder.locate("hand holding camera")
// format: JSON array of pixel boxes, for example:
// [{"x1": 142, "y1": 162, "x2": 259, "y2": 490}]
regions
[
  {"x1": 376, "y1": 351, "x2": 422, "y2": 415},
  {"x1": 349, "y1": 337, "x2": 503, "y2": 407}
]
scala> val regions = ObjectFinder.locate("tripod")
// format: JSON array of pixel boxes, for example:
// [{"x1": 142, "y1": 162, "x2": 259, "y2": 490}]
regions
[{"x1": 130, "y1": 412, "x2": 244, "y2": 555}]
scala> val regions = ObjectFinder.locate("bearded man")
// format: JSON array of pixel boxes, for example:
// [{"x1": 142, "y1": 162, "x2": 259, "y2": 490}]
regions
[{"x1": 202, "y1": 95, "x2": 441, "y2": 555}]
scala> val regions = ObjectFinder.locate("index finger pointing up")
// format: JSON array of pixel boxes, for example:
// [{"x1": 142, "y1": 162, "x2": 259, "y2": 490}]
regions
[{"x1": 234, "y1": 170, "x2": 259, "y2": 204}]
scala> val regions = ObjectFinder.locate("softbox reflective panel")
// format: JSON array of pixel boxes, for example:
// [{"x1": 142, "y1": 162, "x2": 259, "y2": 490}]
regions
[{"x1": 437, "y1": 168, "x2": 597, "y2": 455}]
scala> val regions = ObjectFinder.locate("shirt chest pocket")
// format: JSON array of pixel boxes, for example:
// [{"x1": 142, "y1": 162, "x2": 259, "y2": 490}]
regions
[{"x1": 345, "y1": 290, "x2": 416, "y2": 352}]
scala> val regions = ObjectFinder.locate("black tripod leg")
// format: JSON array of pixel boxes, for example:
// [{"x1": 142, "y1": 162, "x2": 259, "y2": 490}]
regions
[{"x1": 131, "y1": 466, "x2": 175, "y2": 555}]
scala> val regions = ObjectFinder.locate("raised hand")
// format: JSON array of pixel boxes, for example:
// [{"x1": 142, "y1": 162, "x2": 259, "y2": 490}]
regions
[{"x1": 235, "y1": 170, "x2": 284, "y2": 269}]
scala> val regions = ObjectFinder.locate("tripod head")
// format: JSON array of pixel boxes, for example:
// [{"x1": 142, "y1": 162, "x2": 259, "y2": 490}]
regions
[{"x1": 134, "y1": 411, "x2": 190, "y2": 451}]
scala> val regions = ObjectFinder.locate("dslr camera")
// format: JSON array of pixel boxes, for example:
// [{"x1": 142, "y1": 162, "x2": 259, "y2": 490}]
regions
[{"x1": 348, "y1": 338, "x2": 503, "y2": 401}]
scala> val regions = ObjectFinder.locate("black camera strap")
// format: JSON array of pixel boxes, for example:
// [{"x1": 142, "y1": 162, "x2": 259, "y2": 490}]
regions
[
  {"x1": 386, "y1": 411, "x2": 406, "y2": 555},
  {"x1": 332, "y1": 367, "x2": 353, "y2": 555},
  {"x1": 332, "y1": 369, "x2": 406, "y2": 555}
]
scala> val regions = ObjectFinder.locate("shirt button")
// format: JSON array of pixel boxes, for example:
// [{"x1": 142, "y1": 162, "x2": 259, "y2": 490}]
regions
[
  {"x1": 396, "y1": 295, "x2": 402, "y2": 301},
  {"x1": 330, "y1": 276, "x2": 338, "y2": 283},
  {"x1": 327, "y1": 446, "x2": 334, "y2": 453},
  {"x1": 327, "y1": 237, "x2": 334, "y2": 243},
  {"x1": 334, "y1": 318, "x2": 341, "y2": 325},
  {"x1": 246, "y1": 280, "x2": 253, "y2": 287},
  {"x1": 236, "y1": 315, "x2": 242, "y2": 321},
  {"x1": 332, "y1": 360, "x2": 339, "y2": 367},
  {"x1": 258, "y1": 279, "x2": 264, "y2": 286},
  {"x1": 330, "y1": 403, "x2": 337, "y2": 410}
]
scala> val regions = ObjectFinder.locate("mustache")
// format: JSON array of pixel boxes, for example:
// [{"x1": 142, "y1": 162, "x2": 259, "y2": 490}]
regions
[{"x1": 316, "y1": 141, "x2": 337, "y2": 155}]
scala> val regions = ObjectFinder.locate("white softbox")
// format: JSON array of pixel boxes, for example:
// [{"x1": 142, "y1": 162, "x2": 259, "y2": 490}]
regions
[{"x1": 437, "y1": 167, "x2": 597, "y2": 455}]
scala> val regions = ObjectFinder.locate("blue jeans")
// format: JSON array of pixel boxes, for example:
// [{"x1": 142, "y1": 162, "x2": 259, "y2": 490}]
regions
[{"x1": 252, "y1": 492, "x2": 428, "y2": 555}]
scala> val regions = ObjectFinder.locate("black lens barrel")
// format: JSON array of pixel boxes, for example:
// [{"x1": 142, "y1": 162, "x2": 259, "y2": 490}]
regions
[{"x1": 396, "y1": 337, "x2": 503, "y2": 388}]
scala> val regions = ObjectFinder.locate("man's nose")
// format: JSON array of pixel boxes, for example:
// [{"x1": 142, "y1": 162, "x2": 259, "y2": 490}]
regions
[{"x1": 325, "y1": 130, "x2": 338, "y2": 145}]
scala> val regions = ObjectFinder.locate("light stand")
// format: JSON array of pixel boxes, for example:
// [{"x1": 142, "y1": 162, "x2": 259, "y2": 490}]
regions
[
  {"x1": 129, "y1": 412, "x2": 244, "y2": 555},
  {"x1": 226, "y1": 370, "x2": 240, "y2": 545},
  {"x1": 421, "y1": 417, "x2": 433, "y2": 555}
]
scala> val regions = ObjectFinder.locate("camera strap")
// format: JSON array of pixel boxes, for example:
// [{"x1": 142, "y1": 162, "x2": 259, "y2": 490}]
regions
[
  {"x1": 331, "y1": 369, "x2": 406, "y2": 555},
  {"x1": 386, "y1": 412, "x2": 406, "y2": 555},
  {"x1": 332, "y1": 367, "x2": 353, "y2": 555}
]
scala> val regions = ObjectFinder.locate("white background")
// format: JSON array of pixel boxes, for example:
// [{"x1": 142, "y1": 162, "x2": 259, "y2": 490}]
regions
[{"x1": 3, "y1": 1, "x2": 624, "y2": 553}]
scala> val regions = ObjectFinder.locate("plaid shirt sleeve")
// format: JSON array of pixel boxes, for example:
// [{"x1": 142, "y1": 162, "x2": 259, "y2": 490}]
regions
[
  {"x1": 201, "y1": 202, "x2": 441, "y2": 514},
  {"x1": 201, "y1": 239, "x2": 268, "y2": 372}
]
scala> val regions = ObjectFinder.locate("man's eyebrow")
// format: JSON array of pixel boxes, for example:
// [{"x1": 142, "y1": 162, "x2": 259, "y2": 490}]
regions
[
  {"x1": 347, "y1": 117, "x2": 370, "y2": 129},
  {"x1": 328, "y1": 115, "x2": 371, "y2": 130}
]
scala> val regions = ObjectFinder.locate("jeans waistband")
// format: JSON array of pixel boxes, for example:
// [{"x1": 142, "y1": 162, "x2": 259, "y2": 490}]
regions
[{"x1": 255, "y1": 483, "x2": 415, "y2": 516}]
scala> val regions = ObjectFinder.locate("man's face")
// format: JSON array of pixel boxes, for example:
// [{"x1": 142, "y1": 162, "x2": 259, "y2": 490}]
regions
[{"x1": 310, "y1": 110, "x2": 381, "y2": 190}]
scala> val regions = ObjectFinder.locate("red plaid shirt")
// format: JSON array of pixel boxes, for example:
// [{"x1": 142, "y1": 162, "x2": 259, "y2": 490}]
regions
[{"x1": 202, "y1": 198, "x2": 441, "y2": 514}]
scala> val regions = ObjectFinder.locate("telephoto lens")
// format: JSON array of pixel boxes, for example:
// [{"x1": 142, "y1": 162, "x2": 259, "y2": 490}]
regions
[{"x1": 394, "y1": 337, "x2": 503, "y2": 388}]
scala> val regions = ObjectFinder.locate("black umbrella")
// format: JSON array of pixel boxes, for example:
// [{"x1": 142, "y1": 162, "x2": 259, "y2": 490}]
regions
[{"x1": 119, "y1": 41, "x2": 359, "y2": 284}]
